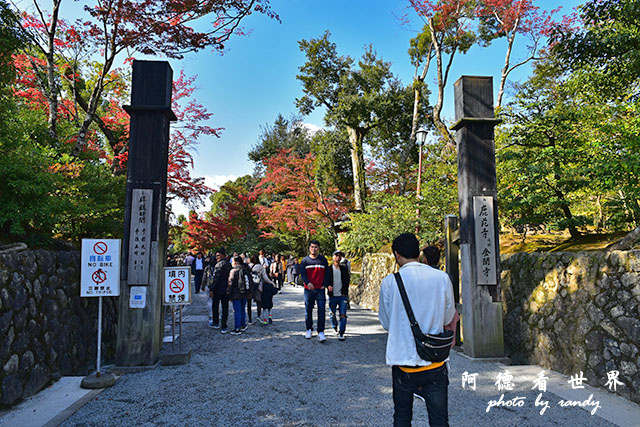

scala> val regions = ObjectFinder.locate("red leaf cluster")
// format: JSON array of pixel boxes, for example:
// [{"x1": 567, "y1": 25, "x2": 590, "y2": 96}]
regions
[{"x1": 253, "y1": 149, "x2": 348, "y2": 238}]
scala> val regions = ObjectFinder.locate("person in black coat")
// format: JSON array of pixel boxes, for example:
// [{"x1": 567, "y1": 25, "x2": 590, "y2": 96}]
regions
[{"x1": 208, "y1": 249, "x2": 231, "y2": 332}]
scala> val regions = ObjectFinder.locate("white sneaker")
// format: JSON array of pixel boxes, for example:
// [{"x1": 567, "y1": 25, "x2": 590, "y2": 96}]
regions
[
  {"x1": 317, "y1": 332, "x2": 326, "y2": 342},
  {"x1": 305, "y1": 330, "x2": 312, "y2": 339}
]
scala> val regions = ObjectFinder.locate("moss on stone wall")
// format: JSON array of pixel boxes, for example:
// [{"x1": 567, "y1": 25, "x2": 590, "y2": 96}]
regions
[{"x1": 502, "y1": 250, "x2": 640, "y2": 404}]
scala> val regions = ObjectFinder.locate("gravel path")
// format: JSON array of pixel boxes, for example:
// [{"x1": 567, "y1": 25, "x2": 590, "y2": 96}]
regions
[{"x1": 62, "y1": 285, "x2": 619, "y2": 426}]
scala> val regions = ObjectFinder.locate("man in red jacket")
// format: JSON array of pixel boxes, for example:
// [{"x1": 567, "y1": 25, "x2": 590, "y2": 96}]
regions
[{"x1": 300, "y1": 240, "x2": 329, "y2": 342}]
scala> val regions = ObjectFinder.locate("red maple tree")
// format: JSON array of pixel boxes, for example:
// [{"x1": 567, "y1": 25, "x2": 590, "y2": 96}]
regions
[
  {"x1": 253, "y1": 149, "x2": 348, "y2": 244},
  {"x1": 182, "y1": 189, "x2": 257, "y2": 251},
  {"x1": 13, "y1": 0, "x2": 277, "y2": 150}
]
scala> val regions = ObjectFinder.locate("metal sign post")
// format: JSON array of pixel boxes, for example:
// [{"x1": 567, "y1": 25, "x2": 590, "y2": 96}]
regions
[
  {"x1": 171, "y1": 306, "x2": 176, "y2": 351},
  {"x1": 160, "y1": 267, "x2": 192, "y2": 365},
  {"x1": 179, "y1": 305, "x2": 183, "y2": 351},
  {"x1": 80, "y1": 239, "x2": 121, "y2": 388},
  {"x1": 97, "y1": 296, "x2": 103, "y2": 377}
]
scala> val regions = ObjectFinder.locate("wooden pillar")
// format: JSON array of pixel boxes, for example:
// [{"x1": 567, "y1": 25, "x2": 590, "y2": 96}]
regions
[
  {"x1": 451, "y1": 76, "x2": 504, "y2": 358},
  {"x1": 116, "y1": 61, "x2": 176, "y2": 366}
]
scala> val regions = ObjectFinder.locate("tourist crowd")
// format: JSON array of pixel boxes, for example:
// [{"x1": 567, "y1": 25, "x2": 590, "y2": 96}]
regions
[{"x1": 166, "y1": 247, "x2": 352, "y2": 338}]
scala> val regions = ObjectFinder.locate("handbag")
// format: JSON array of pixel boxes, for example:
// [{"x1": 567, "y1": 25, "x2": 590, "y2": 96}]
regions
[{"x1": 393, "y1": 272, "x2": 454, "y2": 363}]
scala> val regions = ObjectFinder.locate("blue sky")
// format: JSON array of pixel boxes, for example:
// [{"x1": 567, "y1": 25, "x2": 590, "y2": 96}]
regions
[{"x1": 58, "y1": 0, "x2": 582, "y2": 217}]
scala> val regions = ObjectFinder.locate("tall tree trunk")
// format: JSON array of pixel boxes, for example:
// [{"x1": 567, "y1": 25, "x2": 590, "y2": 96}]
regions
[
  {"x1": 347, "y1": 127, "x2": 366, "y2": 213},
  {"x1": 497, "y1": 31, "x2": 516, "y2": 109},
  {"x1": 496, "y1": 15, "x2": 520, "y2": 109},
  {"x1": 428, "y1": 18, "x2": 454, "y2": 145},
  {"x1": 35, "y1": 0, "x2": 63, "y2": 141},
  {"x1": 410, "y1": 44, "x2": 433, "y2": 143}
]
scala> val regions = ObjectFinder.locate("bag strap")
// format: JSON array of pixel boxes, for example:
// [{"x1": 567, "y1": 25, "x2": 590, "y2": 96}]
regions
[{"x1": 393, "y1": 272, "x2": 420, "y2": 330}]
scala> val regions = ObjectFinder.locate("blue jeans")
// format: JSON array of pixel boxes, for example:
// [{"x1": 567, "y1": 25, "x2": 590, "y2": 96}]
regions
[
  {"x1": 328, "y1": 295, "x2": 348, "y2": 334},
  {"x1": 232, "y1": 299, "x2": 247, "y2": 330},
  {"x1": 392, "y1": 364, "x2": 449, "y2": 427},
  {"x1": 304, "y1": 288, "x2": 325, "y2": 332}
]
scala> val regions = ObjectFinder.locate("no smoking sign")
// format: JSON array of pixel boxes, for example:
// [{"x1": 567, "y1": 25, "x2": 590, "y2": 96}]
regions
[
  {"x1": 163, "y1": 267, "x2": 191, "y2": 305},
  {"x1": 81, "y1": 239, "x2": 121, "y2": 297}
]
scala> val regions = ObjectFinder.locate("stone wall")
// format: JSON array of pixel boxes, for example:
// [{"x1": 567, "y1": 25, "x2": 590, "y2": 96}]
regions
[
  {"x1": 501, "y1": 250, "x2": 640, "y2": 404},
  {"x1": 350, "y1": 253, "x2": 396, "y2": 311},
  {"x1": 0, "y1": 250, "x2": 118, "y2": 407},
  {"x1": 352, "y1": 250, "x2": 640, "y2": 403}
]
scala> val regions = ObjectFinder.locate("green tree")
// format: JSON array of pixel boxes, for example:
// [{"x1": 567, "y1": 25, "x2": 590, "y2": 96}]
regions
[
  {"x1": 496, "y1": 50, "x2": 640, "y2": 236},
  {"x1": 311, "y1": 128, "x2": 353, "y2": 197},
  {"x1": 296, "y1": 31, "x2": 404, "y2": 212},
  {"x1": 551, "y1": 0, "x2": 640, "y2": 100},
  {"x1": 248, "y1": 114, "x2": 312, "y2": 172},
  {"x1": 496, "y1": 64, "x2": 591, "y2": 238}
]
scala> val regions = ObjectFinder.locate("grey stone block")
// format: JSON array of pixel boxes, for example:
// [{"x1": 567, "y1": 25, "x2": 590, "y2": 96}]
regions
[
  {"x1": 80, "y1": 372, "x2": 117, "y2": 389},
  {"x1": 160, "y1": 348, "x2": 192, "y2": 366}
]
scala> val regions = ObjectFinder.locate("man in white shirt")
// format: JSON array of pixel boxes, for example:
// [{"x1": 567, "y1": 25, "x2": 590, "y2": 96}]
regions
[{"x1": 379, "y1": 233, "x2": 456, "y2": 427}]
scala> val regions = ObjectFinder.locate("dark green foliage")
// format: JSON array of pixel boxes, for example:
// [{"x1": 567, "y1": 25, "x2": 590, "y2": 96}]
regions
[
  {"x1": 497, "y1": 48, "x2": 640, "y2": 234},
  {"x1": 248, "y1": 114, "x2": 312, "y2": 172},
  {"x1": 552, "y1": 0, "x2": 640, "y2": 100},
  {"x1": 311, "y1": 128, "x2": 353, "y2": 196},
  {"x1": 0, "y1": 1, "x2": 24, "y2": 88}
]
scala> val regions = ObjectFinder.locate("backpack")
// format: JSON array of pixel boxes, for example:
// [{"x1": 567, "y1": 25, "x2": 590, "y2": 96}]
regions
[
  {"x1": 236, "y1": 267, "x2": 253, "y2": 294},
  {"x1": 251, "y1": 270, "x2": 263, "y2": 292}
]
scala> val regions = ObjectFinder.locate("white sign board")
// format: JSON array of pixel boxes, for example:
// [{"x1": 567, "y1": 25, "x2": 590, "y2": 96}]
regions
[
  {"x1": 81, "y1": 239, "x2": 121, "y2": 297},
  {"x1": 128, "y1": 188, "x2": 153, "y2": 284},
  {"x1": 129, "y1": 286, "x2": 147, "y2": 309},
  {"x1": 163, "y1": 267, "x2": 191, "y2": 305},
  {"x1": 473, "y1": 196, "x2": 497, "y2": 285}
]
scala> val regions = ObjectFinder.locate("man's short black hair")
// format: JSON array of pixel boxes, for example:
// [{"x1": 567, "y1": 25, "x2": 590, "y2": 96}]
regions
[
  {"x1": 309, "y1": 240, "x2": 320, "y2": 247},
  {"x1": 422, "y1": 245, "x2": 440, "y2": 268},
  {"x1": 216, "y1": 247, "x2": 226, "y2": 256},
  {"x1": 391, "y1": 233, "x2": 420, "y2": 259}
]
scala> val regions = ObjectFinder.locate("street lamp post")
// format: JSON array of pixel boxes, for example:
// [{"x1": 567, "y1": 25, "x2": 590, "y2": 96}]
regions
[{"x1": 415, "y1": 125, "x2": 429, "y2": 234}]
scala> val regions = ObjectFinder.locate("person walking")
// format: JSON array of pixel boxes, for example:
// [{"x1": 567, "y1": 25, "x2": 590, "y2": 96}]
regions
[
  {"x1": 184, "y1": 251, "x2": 195, "y2": 266},
  {"x1": 249, "y1": 255, "x2": 273, "y2": 323},
  {"x1": 286, "y1": 255, "x2": 295, "y2": 285},
  {"x1": 209, "y1": 249, "x2": 232, "y2": 333},
  {"x1": 293, "y1": 258, "x2": 302, "y2": 287},
  {"x1": 191, "y1": 252, "x2": 206, "y2": 294},
  {"x1": 228, "y1": 256, "x2": 252, "y2": 335},
  {"x1": 259, "y1": 250, "x2": 270, "y2": 270},
  {"x1": 379, "y1": 233, "x2": 457, "y2": 427},
  {"x1": 327, "y1": 250, "x2": 350, "y2": 341},
  {"x1": 300, "y1": 240, "x2": 329, "y2": 342},
  {"x1": 259, "y1": 274, "x2": 278, "y2": 325},
  {"x1": 269, "y1": 254, "x2": 284, "y2": 290},
  {"x1": 421, "y1": 245, "x2": 441, "y2": 268}
]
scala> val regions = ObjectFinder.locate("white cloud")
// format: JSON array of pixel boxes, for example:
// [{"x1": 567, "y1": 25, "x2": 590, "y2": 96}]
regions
[
  {"x1": 169, "y1": 174, "x2": 238, "y2": 223},
  {"x1": 302, "y1": 122, "x2": 323, "y2": 135}
]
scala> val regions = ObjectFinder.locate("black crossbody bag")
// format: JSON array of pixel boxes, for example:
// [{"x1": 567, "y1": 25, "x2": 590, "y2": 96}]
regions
[{"x1": 393, "y1": 272, "x2": 454, "y2": 363}]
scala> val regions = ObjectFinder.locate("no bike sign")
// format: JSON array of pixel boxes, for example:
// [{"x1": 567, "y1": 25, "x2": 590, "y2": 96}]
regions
[
  {"x1": 163, "y1": 267, "x2": 191, "y2": 305},
  {"x1": 81, "y1": 239, "x2": 121, "y2": 297}
]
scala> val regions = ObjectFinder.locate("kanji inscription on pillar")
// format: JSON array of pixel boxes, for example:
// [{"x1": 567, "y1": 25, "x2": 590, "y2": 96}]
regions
[
  {"x1": 127, "y1": 188, "x2": 153, "y2": 284},
  {"x1": 473, "y1": 196, "x2": 497, "y2": 285}
]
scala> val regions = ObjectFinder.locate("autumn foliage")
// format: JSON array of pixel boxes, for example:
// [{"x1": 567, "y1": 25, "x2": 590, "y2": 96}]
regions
[{"x1": 254, "y1": 149, "x2": 348, "y2": 240}]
